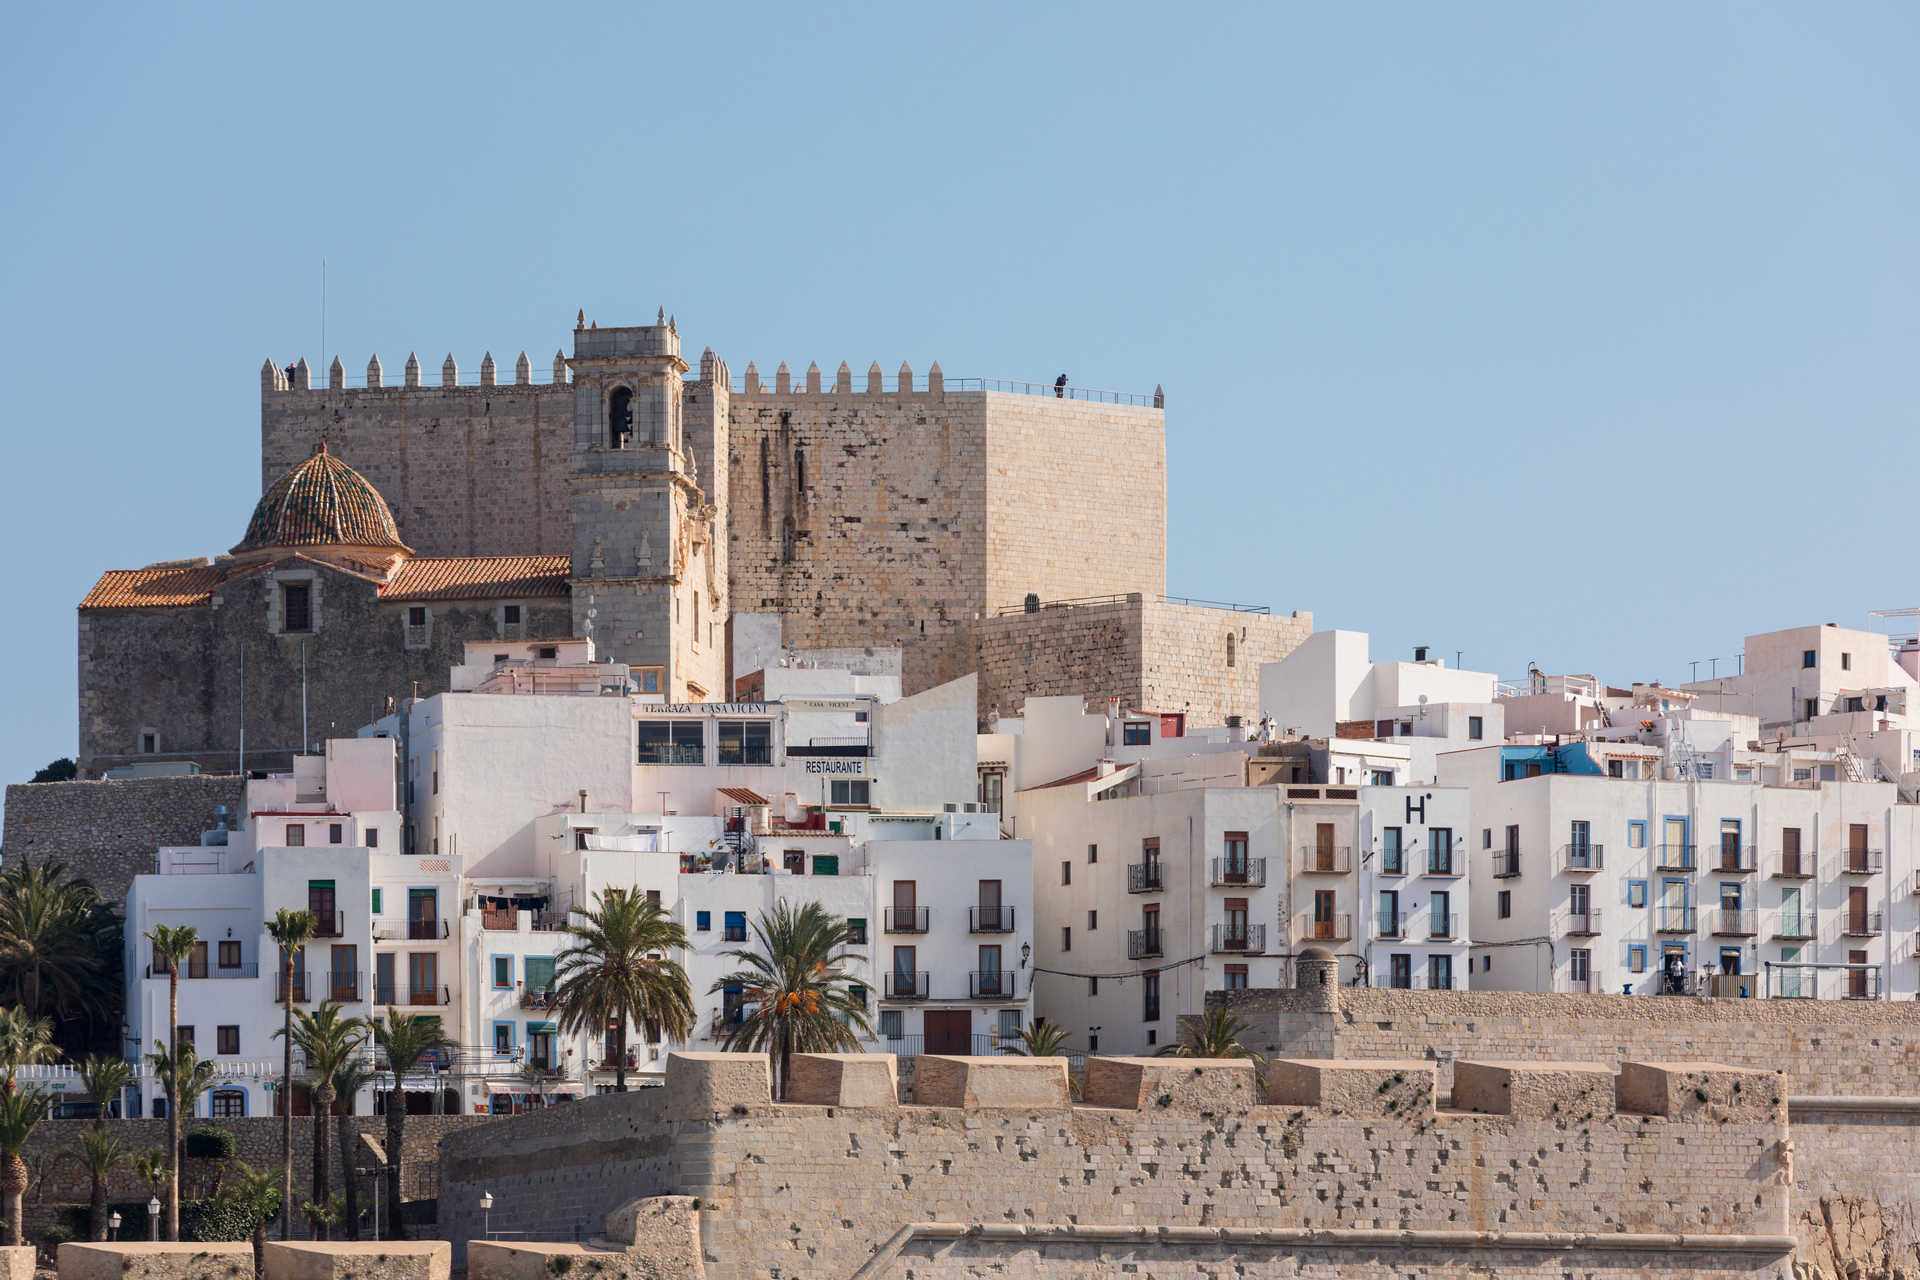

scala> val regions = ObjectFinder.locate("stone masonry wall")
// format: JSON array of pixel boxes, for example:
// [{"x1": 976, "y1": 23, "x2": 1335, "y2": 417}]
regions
[
  {"x1": 3, "y1": 775, "x2": 246, "y2": 905},
  {"x1": 438, "y1": 1054, "x2": 1792, "y2": 1279},
  {"x1": 1213, "y1": 985, "x2": 1920, "y2": 1096}
]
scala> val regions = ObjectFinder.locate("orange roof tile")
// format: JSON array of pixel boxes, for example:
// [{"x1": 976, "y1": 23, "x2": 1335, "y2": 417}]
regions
[
  {"x1": 379, "y1": 556, "x2": 572, "y2": 602},
  {"x1": 717, "y1": 787, "x2": 769, "y2": 805},
  {"x1": 81, "y1": 564, "x2": 232, "y2": 609}
]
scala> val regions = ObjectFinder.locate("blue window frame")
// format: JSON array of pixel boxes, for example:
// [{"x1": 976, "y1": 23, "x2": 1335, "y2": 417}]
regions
[
  {"x1": 1628, "y1": 944, "x2": 1646, "y2": 973},
  {"x1": 695, "y1": 911, "x2": 711, "y2": 933},
  {"x1": 1627, "y1": 880, "x2": 1647, "y2": 908},
  {"x1": 723, "y1": 911, "x2": 747, "y2": 942},
  {"x1": 1627, "y1": 821, "x2": 1645, "y2": 849},
  {"x1": 491, "y1": 1022, "x2": 515, "y2": 1055},
  {"x1": 491, "y1": 956, "x2": 513, "y2": 989}
]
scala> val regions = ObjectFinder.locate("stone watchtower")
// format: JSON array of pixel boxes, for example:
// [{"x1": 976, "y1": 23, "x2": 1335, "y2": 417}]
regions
[{"x1": 566, "y1": 312, "x2": 727, "y2": 699}]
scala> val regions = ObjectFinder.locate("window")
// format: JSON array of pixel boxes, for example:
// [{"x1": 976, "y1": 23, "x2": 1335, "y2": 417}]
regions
[
  {"x1": 637, "y1": 667, "x2": 663, "y2": 695},
  {"x1": 723, "y1": 911, "x2": 747, "y2": 943},
  {"x1": 1142, "y1": 971, "x2": 1161, "y2": 1022},
  {"x1": 716, "y1": 721, "x2": 773, "y2": 765},
  {"x1": 282, "y1": 582, "x2": 313, "y2": 633},
  {"x1": 218, "y1": 941, "x2": 241, "y2": 970},
  {"x1": 1061, "y1": 926, "x2": 1071, "y2": 952},
  {"x1": 1608, "y1": 759, "x2": 1624, "y2": 779},
  {"x1": 1497, "y1": 890, "x2": 1510, "y2": 919},
  {"x1": 1378, "y1": 890, "x2": 1400, "y2": 937},
  {"x1": 1381, "y1": 828, "x2": 1403, "y2": 874},
  {"x1": 408, "y1": 953, "x2": 438, "y2": 1002},
  {"x1": 1482, "y1": 829, "x2": 1492, "y2": 849},
  {"x1": 189, "y1": 941, "x2": 208, "y2": 979},
  {"x1": 209, "y1": 1090, "x2": 245, "y2": 1118},
  {"x1": 1428, "y1": 955, "x2": 1452, "y2": 991},
  {"x1": 1224, "y1": 633, "x2": 1235, "y2": 668},
  {"x1": 1087, "y1": 909, "x2": 1097, "y2": 931},
  {"x1": 1627, "y1": 880, "x2": 1647, "y2": 908},
  {"x1": 1389, "y1": 954, "x2": 1412, "y2": 989},
  {"x1": 1428, "y1": 828, "x2": 1453, "y2": 875},
  {"x1": 1399, "y1": 721, "x2": 1413, "y2": 736},
  {"x1": 1481, "y1": 955, "x2": 1491, "y2": 972},
  {"x1": 847, "y1": 917, "x2": 867, "y2": 944},
  {"x1": 1088, "y1": 1034, "x2": 1099, "y2": 1053},
  {"x1": 1122, "y1": 721, "x2": 1151, "y2": 746},
  {"x1": 1570, "y1": 948, "x2": 1591, "y2": 983},
  {"x1": 141, "y1": 731, "x2": 159, "y2": 754},
  {"x1": 503, "y1": 603, "x2": 521, "y2": 630},
  {"x1": 608, "y1": 386, "x2": 633, "y2": 448},
  {"x1": 1061, "y1": 861, "x2": 1071, "y2": 886},
  {"x1": 329, "y1": 823, "x2": 343, "y2": 845},
  {"x1": 829, "y1": 779, "x2": 870, "y2": 806},
  {"x1": 1467, "y1": 715, "x2": 1483, "y2": 741},
  {"x1": 637, "y1": 721, "x2": 704, "y2": 765},
  {"x1": 285, "y1": 824, "x2": 305, "y2": 847},
  {"x1": 177, "y1": 1027, "x2": 194, "y2": 1052},
  {"x1": 1803, "y1": 649, "x2": 1817, "y2": 669},
  {"x1": 493, "y1": 1023, "x2": 514, "y2": 1055},
  {"x1": 216, "y1": 1025, "x2": 239, "y2": 1055},
  {"x1": 1842, "y1": 652, "x2": 1852, "y2": 671},
  {"x1": 1804, "y1": 697, "x2": 1818, "y2": 721},
  {"x1": 1224, "y1": 964, "x2": 1248, "y2": 990},
  {"x1": 879, "y1": 1010, "x2": 903, "y2": 1040},
  {"x1": 1087, "y1": 843, "x2": 1098, "y2": 864},
  {"x1": 1430, "y1": 890, "x2": 1451, "y2": 938},
  {"x1": 695, "y1": 911, "x2": 711, "y2": 933},
  {"x1": 492, "y1": 957, "x2": 512, "y2": 989},
  {"x1": 366, "y1": 828, "x2": 378, "y2": 849},
  {"x1": 1370, "y1": 769, "x2": 1394, "y2": 786},
  {"x1": 1088, "y1": 976, "x2": 1099, "y2": 995},
  {"x1": 1628, "y1": 821, "x2": 1646, "y2": 849}
]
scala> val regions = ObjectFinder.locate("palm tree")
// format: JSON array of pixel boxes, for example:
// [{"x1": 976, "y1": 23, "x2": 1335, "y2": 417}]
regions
[
  {"x1": 709, "y1": 902, "x2": 872, "y2": 1100},
  {"x1": 63, "y1": 1128, "x2": 128, "y2": 1241},
  {"x1": 0, "y1": 1008, "x2": 57, "y2": 1096},
  {"x1": 147, "y1": 1040, "x2": 216, "y2": 1136},
  {"x1": 279, "y1": 1003, "x2": 368, "y2": 1240},
  {"x1": 329, "y1": 1058, "x2": 376, "y2": 1240},
  {"x1": 144, "y1": 923, "x2": 198, "y2": 1241},
  {"x1": 77, "y1": 1055, "x2": 134, "y2": 1127},
  {"x1": 218, "y1": 1161, "x2": 281, "y2": 1278},
  {"x1": 1155, "y1": 1006, "x2": 1267, "y2": 1079},
  {"x1": 265, "y1": 909, "x2": 314, "y2": 1241},
  {"x1": 0, "y1": 1085, "x2": 48, "y2": 1245},
  {"x1": 133, "y1": 1146, "x2": 169, "y2": 1207},
  {"x1": 0, "y1": 861, "x2": 121, "y2": 1056},
  {"x1": 369, "y1": 1010, "x2": 452, "y2": 1240},
  {"x1": 552, "y1": 891, "x2": 694, "y2": 1092},
  {"x1": 999, "y1": 1021, "x2": 1072, "y2": 1058}
]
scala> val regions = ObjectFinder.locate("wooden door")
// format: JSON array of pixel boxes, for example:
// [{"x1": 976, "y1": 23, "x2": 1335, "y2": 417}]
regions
[
  {"x1": 331, "y1": 945, "x2": 357, "y2": 1001},
  {"x1": 1849, "y1": 949, "x2": 1868, "y2": 999},
  {"x1": 924, "y1": 1009, "x2": 971, "y2": 1056},
  {"x1": 1313, "y1": 890, "x2": 1335, "y2": 938},
  {"x1": 1782, "y1": 827, "x2": 1801, "y2": 876},
  {"x1": 978, "y1": 879, "x2": 1002, "y2": 931},
  {"x1": 1848, "y1": 885, "x2": 1868, "y2": 935},
  {"x1": 308, "y1": 882, "x2": 337, "y2": 934},
  {"x1": 892, "y1": 880, "x2": 918, "y2": 931},
  {"x1": 1849, "y1": 824, "x2": 1869, "y2": 872},
  {"x1": 1315, "y1": 823, "x2": 1334, "y2": 871}
]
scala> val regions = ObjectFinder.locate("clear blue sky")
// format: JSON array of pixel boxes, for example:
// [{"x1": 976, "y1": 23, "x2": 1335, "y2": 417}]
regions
[{"x1": 2, "y1": 2, "x2": 1916, "y2": 789}]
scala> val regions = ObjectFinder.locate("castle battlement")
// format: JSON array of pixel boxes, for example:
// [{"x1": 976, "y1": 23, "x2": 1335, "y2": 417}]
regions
[{"x1": 261, "y1": 349, "x2": 572, "y2": 393}]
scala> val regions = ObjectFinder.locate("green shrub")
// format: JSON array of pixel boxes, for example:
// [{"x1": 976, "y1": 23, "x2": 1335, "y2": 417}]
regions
[
  {"x1": 185, "y1": 1127, "x2": 237, "y2": 1162},
  {"x1": 181, "y1": 1196, "x2": 258, "y2": 1243}
]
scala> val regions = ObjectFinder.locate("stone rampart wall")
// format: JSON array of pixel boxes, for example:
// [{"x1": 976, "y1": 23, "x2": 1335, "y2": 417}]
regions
[{"x1": 3, "y1": 775, "x2": 246, "y2": 905}]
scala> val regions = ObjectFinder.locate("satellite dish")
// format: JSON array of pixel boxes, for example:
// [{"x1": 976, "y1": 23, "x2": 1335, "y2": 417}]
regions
[{"x1": 1418, "y1": 694, "x2": 1429, "y2": 705}]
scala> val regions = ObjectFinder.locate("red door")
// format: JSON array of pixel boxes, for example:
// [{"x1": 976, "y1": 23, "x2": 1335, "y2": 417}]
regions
[{"x1": 924, "y1": 1009, "x2": 971, "y2": 1056}]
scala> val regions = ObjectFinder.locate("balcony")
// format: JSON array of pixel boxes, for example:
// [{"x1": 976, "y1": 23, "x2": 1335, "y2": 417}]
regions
[
  {"x1": 1127, "y1": 862, "x2": 1164, "y2": 894},
  {"x1": 374, "y1": 919, "x2": 451, "y2": 942},
  {"x1": 1210, "y1": 857, "x2": 1267, "y2": 887},
  {"x1": 1375, "y1": 914, "x2": 1403, "y2": 940},
  {"x1": 409, "y1": 984, "x2": 452, "y2": 1006},
  {"x1": 275, "y1": 972, "x2": 312, "y2": 1004},
  {"x1": 1127, "y1": 928, "x2": 1164, "y2": 960},
  {"x1": 884, "y1": 907, "x2": 930, "y2": 934},
  {"x1": 1709, "y1": 846, "x2": 1758, "y2": 874},
  {"x1": 968, "y1": 905, "x2": 1016, "y2": 933},
  {"x1": 310, "y1": 911, "x2": 346, "y2": 939},
  {"x1": 1209, "y1": 923, "x2": 1267, "y2": 954},
  {"x1": 968, "y1": 971, "x2": 1018, "y2": 999},
  {"x1": 1564, "y1": 910, "x2": 1601, "y2": 937},
  {"x1": 1422, "y1": 854, "x2": 1462, "y2": 878},
  {"x1": 519, "y1": 987, "x2": 555, "y2": 1009},
  {"x1": 1296, "y1": 912, "x2": 1353, "y2": 943},
  {"x1": 1655, "y1": 908, "x2": 1696, "y2": 934},
  {"x1": 1558, "y1": 975, "x2": 1594, "y2": 994},
  {"x1": 325, "y1": 970, "x2": 365, "y2": 1002},
  {"x1": 373, "y1": 985, "x2": 397, "y2": 1006},
  {"x1": 1842, "y1": 911, "x2": 1885, "y2": 938},
  {"x1": 1297, "y1": 847, "x2": 1352, "y2": 875},
  {"x1": 1769, "y1": 853, "x2": 1817, "y2": 880},
  {"x1": 1655, "y1": 844, "x2": 1696, "y2": 872},
  {"x1": 1841, "y1": 851, "x2": 1885, "y2": 875},
  {"x1": 1773, "y1": 912, "x2": 1817, "y2": 941},
  {"x1": 707, "y1": 1015, "x2": 746, "y2": 1040},
  {"x1": 1710, "y1": 909, "x2": 1758, "y2": 937},
  {"x1": 1490, "y1": 850, "x2": 1521, "y2": 879},
  {"x1": 884, "y1": 971, "x2": 930, "y2": 1000},
  {"x1": 1559, "y1": 844, "x2": 1604, "y2": 874}
]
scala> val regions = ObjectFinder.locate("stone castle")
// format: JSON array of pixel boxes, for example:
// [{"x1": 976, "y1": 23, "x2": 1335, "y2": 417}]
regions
[{"x1": 77, "y1": 309, "x2": 1309, "y2": 777}]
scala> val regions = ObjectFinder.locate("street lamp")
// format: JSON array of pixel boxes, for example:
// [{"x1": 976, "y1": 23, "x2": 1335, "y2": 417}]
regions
[
  {"x1": 108, "y1": 1211, "x2": 121, "y2": 1242},
  {"x1": 479, "y1": 1191, "x2": 493, "y2": 1240},
  {"x1": 146, "y1": 1196, "x2": 160, "y2": 1242}
]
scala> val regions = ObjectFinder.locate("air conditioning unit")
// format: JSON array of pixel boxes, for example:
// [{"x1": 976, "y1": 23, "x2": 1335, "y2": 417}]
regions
[
  {"x1": 961, "y1": 803, "x2": 979, "y2": 812},
  {"x1": 943, "y1": 803, "x2": 959, "y2": 813}
]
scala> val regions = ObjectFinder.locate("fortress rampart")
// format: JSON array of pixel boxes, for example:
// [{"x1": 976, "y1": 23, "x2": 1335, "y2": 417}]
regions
[{"x1": 438, "y1": 1051, "x2": 1795, "y2": 1279}]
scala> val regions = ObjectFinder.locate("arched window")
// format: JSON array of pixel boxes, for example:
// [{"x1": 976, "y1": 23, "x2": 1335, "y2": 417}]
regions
[
  {"x1": 209, "y1": 1089, "x2": 246, "y2": 1118},
  {"x1": 608, "y1": 387, "x2": 633, "y2": 449},
  {"x1": 1226, "y1": 633, "x2": 1236, "y2": 668}
]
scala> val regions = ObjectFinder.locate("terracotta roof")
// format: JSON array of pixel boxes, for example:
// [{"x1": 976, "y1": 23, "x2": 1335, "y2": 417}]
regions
[
  {"x1": 234, "y1": 444, "x2": 407, "y2": 555},
  {"x1": 717, "y1": 787, "x2": 769, "y2": 805},
  {"x1": 379, "y1": 556, "x2": 572, "y2": 601},
  {"x1": 81, "y1": 563, "x2": 232, "y2": 609},
  {"x1": 1021, "y1": 765, "x2": 1101, "y2": 791}
]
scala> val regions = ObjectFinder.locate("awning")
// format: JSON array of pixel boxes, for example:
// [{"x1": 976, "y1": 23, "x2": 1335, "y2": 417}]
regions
[
  {"x1": 526, "y1": 1021, "x2": 558, "y2": 1034},
  {"x1": 718, "y1": 787, "x2": 769, "y2": 805}
]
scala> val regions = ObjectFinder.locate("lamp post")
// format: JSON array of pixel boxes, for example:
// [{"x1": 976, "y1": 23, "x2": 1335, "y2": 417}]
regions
[
  {"x1": 147, "y1": 1196, "x2": 160, "y2": 1242},
  {"x1": 479, "y1": 1191, "x2": 493, "y2": 1240},
  {"x1": 109, "y1": 1211, "x2": 121, "y2": 1242}
]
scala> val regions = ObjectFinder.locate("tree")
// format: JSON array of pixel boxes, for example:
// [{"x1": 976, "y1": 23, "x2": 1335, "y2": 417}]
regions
[
  {"x1": 369, "y1": 1010, "x2": 452, "y2": 1240},
  {"x1": 132, "y1": 1147, "x2": 169, "y2": 1201},
  {"x1": 264, "y1": 909, "x2": 314, "y2": 1241},
  {"x1": 998, "y1": 1021, "x2": 1072, "y2": 1058},
  {"x1": 147, "y1": 1039, "x2": 216, "y2": 1204},
  {"x1": 0, "y1": 862, "x2": 121, "y2": 1057},
  {"x1": 217, "y1": 1162, "x2": 281, "y2": 1278},
  {"x1": 62, "y1": 1127, "x2": 128, "y2": 1241},
  {"x1": 76, "y1": 1055, "x2": 134, "y2": 1128},
  {"x1": 552, "y1": 891, "x2": 694, "y2": 1092},
  {"x1": 144, "y1": 923, "x2": 198, "y2": 1241},
  {"x1": 710, "y1": 901, "x2": 872, "y2": 1101},
  {"x1": 0, "y1": 1008, "x2": 57, "y2": 1094},
  {"x1": 1155, "y1": 1006, "x2": 1267, "y2": 1078},
  {"x1": 329, "y1": 1058, "x2": 375, "y2": 1239},
  {"x1": 28, "y1": 758, "x2": 75, "y2": 783},
  {"x1": 0, "y1": 1085, "x2": 49, "y2": 1245},
  {"x1": 279, "y1": 1003, "x2": 368, "y2": 1240}
]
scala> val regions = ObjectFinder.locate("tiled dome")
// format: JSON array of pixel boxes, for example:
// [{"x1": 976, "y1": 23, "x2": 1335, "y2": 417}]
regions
[{"x1": 233, "y1": 443, "x2": 407, "y2": 555}]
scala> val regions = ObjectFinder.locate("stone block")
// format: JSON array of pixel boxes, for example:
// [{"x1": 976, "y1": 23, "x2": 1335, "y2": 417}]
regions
[
  {"x1": 784, "y1": 1053, "x2": 899, "y2": 1107},
  {"x1": 1452, "y1": 1060, "x2": 1616, "y2": 1119},
  {"x1": 1081, "y1": 1057, "x2": 1259, "y2": 1111},
  {"x1": 911, "y1": 1055, "x2": 1070, "y2": 1108},
  {"x1": 0, "y1": 1246, "x2": 31, "y2": 1280},
  {"x1": 58, "y1": 1242, "x2": 253, "y2": 1280},
  {"x1": 1266, "y1": 1058, "x2": 1435, "y2": 1118},
  {"x1": 263, "y1": 1241, "x2": 449, "y2": 1280},
  {"x1": 468, "y1": 1243, "x2": 655, "y2": 1280},
  {"x1": 598, "y1": 1196, "x2": 701, "y2": 1278},
  {"x1": 663, "y1": 1051, "x2": 771, "y2": 1119},
  {"x1": 1617, "y1": 1060, "x2": 1782, "y2": 1120}
]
